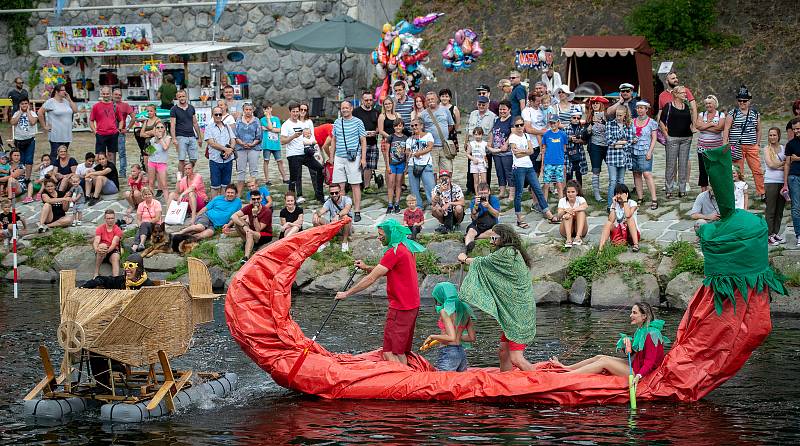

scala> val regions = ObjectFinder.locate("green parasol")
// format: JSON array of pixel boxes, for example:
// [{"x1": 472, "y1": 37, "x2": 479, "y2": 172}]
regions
[{"x1": 698, "y1": 145, "x2": 786, "y2": 314}]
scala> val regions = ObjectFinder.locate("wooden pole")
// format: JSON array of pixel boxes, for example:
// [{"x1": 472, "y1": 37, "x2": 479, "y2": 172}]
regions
[{"x1": 12, "y1": 205, "x2": 18, "y2": 299}]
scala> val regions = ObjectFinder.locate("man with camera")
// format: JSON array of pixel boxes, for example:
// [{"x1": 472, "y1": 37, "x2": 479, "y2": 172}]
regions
[
  {"x1": 464, "y1": 182, "x2": 500, "y2": 252},
  {"x1": 430, "y1": 169, "x2": 465, "y2": 233},
  {"x1": 204, "y1": 106, "x2": 236, "y2": 197},
  {"x1": 331, "y1": 101, "x2": 367, "y2": 222}
]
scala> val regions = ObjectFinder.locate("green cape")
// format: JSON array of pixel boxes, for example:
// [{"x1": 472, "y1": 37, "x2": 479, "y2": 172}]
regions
[
  {"x1": 616, "y1": 319, "x2": 670, "y2": 353},
  {"x1": 459, "y1": 246, "x2": 537, "y2": 344},
  {"x1": 699, "y1": 145, "x2": 786, "y2": 314},
  {"x1": 376, "y1": 218, "x2": 425, "y2": 254}
]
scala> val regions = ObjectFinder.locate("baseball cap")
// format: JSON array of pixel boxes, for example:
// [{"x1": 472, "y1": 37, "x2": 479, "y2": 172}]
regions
[
  {"x1": 477, "y1": 96, "x2": 489, "y2": 103},
  {"x1": 439, "y1": 169, "x2": 451, "y2": 177},
  {"x1": 475, "y1": 84, "x2": 490, "y2": 92},
  {"x1": 548, "y1": 116, "x2": 559, "y2": 122}
]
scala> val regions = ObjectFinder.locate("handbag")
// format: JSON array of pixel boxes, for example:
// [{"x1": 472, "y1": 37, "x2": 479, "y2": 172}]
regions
[
  {"x1": 426, "y1": 109, "x2": 457, "y2": 159},
  {"x1": 323, "y1": 161, "x2": 334, "y2": 185},
  {"x1": 656, "y1": 103, "x2": 671, "y2": 146},
  {"x1": 341, "y1": 118, "x2": 358, "y2": 162},
  {"x1": 412, "y1": 163, "x2": 426, "y2": 178},
  {"x1": 164, "y1": 200, "x2": 189, "y2": 225}
]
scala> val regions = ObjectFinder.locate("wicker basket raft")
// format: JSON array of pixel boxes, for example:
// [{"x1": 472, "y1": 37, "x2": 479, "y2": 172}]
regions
[{"x1": 24, "y1": 257, "x2": 232, "y2": 421}]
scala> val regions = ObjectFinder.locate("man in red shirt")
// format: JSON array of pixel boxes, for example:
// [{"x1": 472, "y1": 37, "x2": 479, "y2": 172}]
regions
[
  {"x1": 335, "y1": 219, "x2": 425, "y2": 365},
  {"x1": 224, "y1": 189, "x2": 273, "y2": 262},
  {"x1": 89, "y1": 86, "x2": 120, "y2": 161},
  {"x1": 314, "y1": 122, "x2": 334, "y2": 161},
  {"x1": 657, "y1": 70, "x2": 697, "y2": 120},
  {"x1": 112, "y1": 88, "x2": 135, "y2": 176},
  {"x1": 93, "y1": 209, "x2": 123, "y2": 277}
]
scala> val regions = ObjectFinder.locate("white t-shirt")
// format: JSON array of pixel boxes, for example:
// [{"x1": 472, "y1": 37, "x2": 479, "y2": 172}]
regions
[
  {"x1": 612, "y1": 199, "x2": 638, "y2": 228},
  {"x1": 508, "y1": 133, "x2": 533, "y2": 168},
  {"x1": 280, "y1": 119, "x2": 314, "y2": 157},
  {"x1": 734, "y1": 181, "x2": 748, "y2": 209},
  {"x1": 558, "y1": 196, "x2": 587, "y2": 211},
  {"x1": 469, "y1": 140, "x2": 487, "y2": 165},
  {"x1": 75, "y1": 162, "x2": 94, "y2": 179},
  {"x1": 406, "y1": 132, "x2": 434, "y2": 166},
  {"x1": 521, "y1": 106, "x2": 544, "y2": 148}
]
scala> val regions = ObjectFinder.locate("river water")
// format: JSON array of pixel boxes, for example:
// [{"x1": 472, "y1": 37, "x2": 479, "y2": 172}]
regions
[{"x1": 0, "y1": 284, "x2": 798, "y2": 445}]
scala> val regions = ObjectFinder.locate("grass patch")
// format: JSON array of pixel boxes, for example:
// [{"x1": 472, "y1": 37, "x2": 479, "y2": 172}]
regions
[
  {"x1": 665, "y1": 241, "x2": 704, "y2": 279},
  {"x1": 123, "y1": 227, "x2": 138, "y2": 239},
  {"x1": 417, "y1": 231, "x2": 464, "y2": 245},
  {"x1": 310, "y1": 243, "x2": 354, "y2": 275},
  {"x1": 563, "y1": 244, "x2": 627, "y2": 289},
  {"x1": 415, "y1": 250, "x2": 441, "y2": 275},
  {"x1": 167, "y1": 260, "x2": 188, "y2": 281},
  {"x1": 783, "y1": 268, "x2": 800, "y2": 287}
]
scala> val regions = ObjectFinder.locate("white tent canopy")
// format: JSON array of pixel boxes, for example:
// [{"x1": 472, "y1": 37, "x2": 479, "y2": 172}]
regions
[{"x1": 37, "y1": 40, "x2": 260, "y2": 57}]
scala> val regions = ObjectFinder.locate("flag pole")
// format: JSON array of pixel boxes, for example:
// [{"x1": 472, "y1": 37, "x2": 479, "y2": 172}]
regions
[{"x1": 12, "y1": 205, "x2": 18, "y2": 299}]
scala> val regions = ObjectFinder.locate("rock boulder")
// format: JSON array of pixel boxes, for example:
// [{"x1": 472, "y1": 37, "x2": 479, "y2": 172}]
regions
[
  {"x1": 533, "y1": 281, "x2": 568, "y2": 305},
  {"x1": 426, "y1": 240, "x2": 463, "y2": 265},
  {"x1": 53, "y1": 245, "x2": 112, "y2": 281},
  {"x1": 665, "y1": 272, "x2": 704, "y2": 310},
  {"x1": 294, "y1": 258, "x2": 318, "y2": 288},
  {"x1": 144, "y1": 253, "x2": 183, "y2": 272},
  {"x1": 569, "y1": 276, "x2": 589, "y2": 305},
  {"x1": 5, "y1": 265, "x2": 56, "y2": 283},
  {"x1": 591, "y1": 273, "x2": 660, "y2": 308},
  {"x1": 771, "y1": 287, "x2": 800, "y2": 315}
]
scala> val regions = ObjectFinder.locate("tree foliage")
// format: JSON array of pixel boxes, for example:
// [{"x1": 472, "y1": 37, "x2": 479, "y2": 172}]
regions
[{"x1": 626, "y1": 0, "x2": 719, "y2": 53}]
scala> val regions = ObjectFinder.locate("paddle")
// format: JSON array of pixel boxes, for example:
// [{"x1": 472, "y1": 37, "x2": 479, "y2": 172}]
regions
[
  {"x1": 626, "y1": 340, "x2": 637, "y2": 410},
  {"x1": 286, "y1": 269, "x2": 358, "y2": 385}
]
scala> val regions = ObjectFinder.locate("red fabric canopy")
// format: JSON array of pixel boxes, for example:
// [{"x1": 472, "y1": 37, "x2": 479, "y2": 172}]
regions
[{"x1": 226, "y1": 219, "x2": 772, "y2": 404}]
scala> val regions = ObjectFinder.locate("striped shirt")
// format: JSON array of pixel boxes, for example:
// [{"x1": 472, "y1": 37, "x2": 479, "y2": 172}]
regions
[
  {"x1": 605, "y1": 120, "x2": 634, "y2": 168},
  {"x1": 555, "y1": 103, "x2": 582, "y2": 127},
  {"x1": 333, "y1": 116, "x2": 366, "y2": 158},
  {"x1": 394, "y1": 96, "x2": 414, "y2": 131},
  {"x1": 697, "y1": 111, "x2": 725, "y2": 151},
  {"x1": 728, "y1": 108, "x2": 759, "y2": 147}
]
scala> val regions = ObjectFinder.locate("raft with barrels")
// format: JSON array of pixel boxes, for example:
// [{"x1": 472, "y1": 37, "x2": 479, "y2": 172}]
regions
[
  {"x1": 23, "y1": 258, "x2": 237, "y2": 422},
  {"x1": 226, "y1": 218, "x2": 776, "y2": 404}
]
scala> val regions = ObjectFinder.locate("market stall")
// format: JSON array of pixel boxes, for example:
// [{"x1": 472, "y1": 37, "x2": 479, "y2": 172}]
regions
[{"x1": 37, "y1": 23, "x2": 259, "y2": 131}]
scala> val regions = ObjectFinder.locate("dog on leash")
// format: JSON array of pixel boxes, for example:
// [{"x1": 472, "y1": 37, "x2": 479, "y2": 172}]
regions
[{"x1": 142, "y1": 222, "x2": 171, "y2": 257}]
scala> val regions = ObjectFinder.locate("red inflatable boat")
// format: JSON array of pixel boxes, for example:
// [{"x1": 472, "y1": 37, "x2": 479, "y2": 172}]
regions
[{"x1": 225, "y1": 218, "x2": 774, "y2": 405}]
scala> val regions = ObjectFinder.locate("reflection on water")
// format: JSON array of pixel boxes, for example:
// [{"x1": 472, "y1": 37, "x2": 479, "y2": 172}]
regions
[{"x1": 0, "y1": 284, "x2": 798, "y2": 445}]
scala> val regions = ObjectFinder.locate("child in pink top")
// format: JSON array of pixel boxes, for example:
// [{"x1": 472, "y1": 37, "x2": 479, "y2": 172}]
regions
[
  {"x1": 132, "y1": 187, "x2": 163, "y2": 252},
  {"x1": 125, "y1": 164, "x2": 146, "y2": 213}
]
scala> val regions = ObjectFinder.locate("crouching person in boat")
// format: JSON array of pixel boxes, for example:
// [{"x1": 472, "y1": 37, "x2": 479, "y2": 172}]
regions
[
  {"x1": 335, "y1": 219, "x2": 425, "y2": 365},
  {"x1": 423, "y1": 282, "x2": 476, "y2": 372},
  {"x1": 551, "y1": 302, "x2": 669, "y2": 383},
  {"x1": 83, "y1": 252, "x2": 154, "y2": 290},
  {"x1": 457, "y1": 224, "x2": 538, "y2": 371}
]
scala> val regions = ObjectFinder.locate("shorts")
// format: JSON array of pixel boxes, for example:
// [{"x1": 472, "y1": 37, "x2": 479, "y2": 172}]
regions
[
  {"x1": 148, "y1": 161, "x2": 168, "y2": 173},
  {"x1": 470, "y1": 162, "x2": 487, "y2": 174},
  {"x1": 500, "y1": 331, "x2": 527, "y2": 351},
  {"x1": 263, "y1": 148, "x2": 281, "y2": 160},
  {"x1": 209, "y1": 160, "x2": 233, "y2": 188},
  {"x1": 467, "y1": 211, "x2": 495, "y2": 236},
  {"x1": 435, "y1": 345, "x2": 468, "y2": 372},
  {"x1": 195, "y1": 214, "x2": 214, "y2": 230},
  {"x1": 631, "y1": 154, "x2": 653, "y2": 173},
  {"x1": 542, "y1": 164, "x2": 565, "y2": 183},
  {"x1": 255, "y1": 232, "x2": 273, "y2": 245},
  {"x1": 101, "y1": 248, "x2": 120, "y2": 264},
  {"x1": 365, "y1": 144, "x2": 379, "y2": 170},
  {"x1": 389, "y1": 163, "x2": 406, "y2": 174},
  {"x1": 101, "y1": 180, "x2": 119, "y2": 195},
  {"x1": 176, "y1": 136, "x2": 199, "y2": 161},
  {"x1": 95, "y1": 133, "x2": 118, "y2": 154},
  {"x1": 383, "y1": 307, "x2": 419, "y2": 355},
  {"x1": 180, "y1": 193, "x2": 207, "y2": 210},
  {"x1": 72, "y1": 203, "x2": 85, "y2": 214},
  {"x1": 332, "y1": 155, "x2": 362, "y2": 184},
  {"x1": 14, "y1": 138, "x2": 35, "y2": 165}
]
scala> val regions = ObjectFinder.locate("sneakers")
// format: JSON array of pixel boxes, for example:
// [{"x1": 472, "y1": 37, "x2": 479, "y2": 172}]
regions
[
  {"x1": 341, "y1": 242, "x2": 349, "y2": 252},
  {"x1": 435, "y1": 225, "x2": 448, "y2": 234},
  {"x1": 394, "y1": 203, "x2": 401, "y2": 214},
  {"x1": 775, "y1": 234, "x2": 786, "y2": 244},
  {"x1": 354, "y1": 212, "x2": 361, "y2": 223},
  {"x1": 386, "y1": 205, "x2": 393, "y2": 214},
  {"x1": 22, "y1": 196, "x2": 33, "y2": 204},
  {"x1": 316, "y1": 242, "x2": 329, "y2": 253},
  {"x1": 769, "y1": 235, "x2": 781, "y2": 247},
  {"x1": 240, "y1": 257, "x2": 248, "y2": 265},
  {"x1": 37, "y1": 223, "x2": 48, "y2": 233},
  {"x1": 297, "y1": 197, "x2": 306, "y2": 204},
  {"x1": 76, "y1": 220, "x2": 82, "y2": 226},
  {"x1": 71, "y1": 221, "x2": 78, "y2": 227}
]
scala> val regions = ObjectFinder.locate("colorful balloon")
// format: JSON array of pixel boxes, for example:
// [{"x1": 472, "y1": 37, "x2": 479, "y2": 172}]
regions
[
  {"x1": 373, "y1": 13, "x2": 440, "y2": 99},
  {"x1": 440, "y1": 28, "x2": 482, "y2": 72}
]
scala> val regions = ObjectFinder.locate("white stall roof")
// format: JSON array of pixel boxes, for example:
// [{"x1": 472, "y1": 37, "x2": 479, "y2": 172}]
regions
[{"x1": 38, "y1": 41, "x2": 260, "y2": 57}]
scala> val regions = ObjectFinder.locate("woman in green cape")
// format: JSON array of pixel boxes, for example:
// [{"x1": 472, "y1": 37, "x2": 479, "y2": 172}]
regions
[
  {"x1": 457, "y1": 224, "x2": 537, "y2": 371},
  {"x1": 423, "y1": 282, "x2": 476, "y2": 372}
]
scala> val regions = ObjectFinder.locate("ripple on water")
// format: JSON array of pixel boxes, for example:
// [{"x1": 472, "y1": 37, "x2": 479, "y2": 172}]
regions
[{"x1": 0, "y1": 286, "x2": 798, "y2": 444}]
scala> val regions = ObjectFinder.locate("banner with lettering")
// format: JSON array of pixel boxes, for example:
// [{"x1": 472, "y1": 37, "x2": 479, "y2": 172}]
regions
[
  {"x1": 47, "y1": 24, "x2": 153, "y2": 54},
  {"x1": 514, "y1": 48, "x2": 550, "y2": 71}
]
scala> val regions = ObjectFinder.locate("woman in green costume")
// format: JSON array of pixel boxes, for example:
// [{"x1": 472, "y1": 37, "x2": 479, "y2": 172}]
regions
[
  {"x1": 550, "y1": 302, "x2": 669, "y2": 384},
  {"x1": 457, "y1": 224, "x2": 537, "y2": 371},
  {"x1": 423, "y1": 282, "x2": 476, "y2": 372}
]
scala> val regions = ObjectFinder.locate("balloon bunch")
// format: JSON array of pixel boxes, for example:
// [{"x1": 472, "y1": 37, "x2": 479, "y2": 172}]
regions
[
  {"x1": 41, "y1": 61, "x2": 66, "y2": 91},
  {"x1": 140, "y1": 60, "x2": 165, "y2": 78},
  {"x1": 442, "y1": 28, "x2": 483, "y2": 72},
  {"x1": 372, "y1": 12, "x2": 443, "y2": 101}
]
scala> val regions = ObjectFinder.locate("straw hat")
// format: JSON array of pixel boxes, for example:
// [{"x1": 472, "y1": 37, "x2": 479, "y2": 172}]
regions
[{"x1": 553, "y1": 86, "x2": 575, "y2": 101}]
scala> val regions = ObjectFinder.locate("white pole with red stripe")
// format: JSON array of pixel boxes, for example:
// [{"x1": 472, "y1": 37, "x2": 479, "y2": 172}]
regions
[{"x1": 12, "y1": 205, "x2": 18, "y2": 299}]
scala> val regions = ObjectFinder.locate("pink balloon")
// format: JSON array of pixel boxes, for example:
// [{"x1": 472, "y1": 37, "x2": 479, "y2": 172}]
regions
[
  {"x1": 441, "y1": 40, "x2": 454, "y2": 59},
  {"x1": 454, "y1": 29, "x2": 465, "y2": 45},
  {"x1": 471, "y1": 41, "x2": 483, "y2": 57}
]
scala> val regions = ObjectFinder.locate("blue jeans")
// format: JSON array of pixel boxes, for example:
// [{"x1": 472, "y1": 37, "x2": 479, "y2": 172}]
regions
[
  {"x1": 409, "y1": 163, "x2": 435, "y2": 207},
  {"x1": 789, "y1": 175, "x2": 800, "y2": 237},
  {"x1": 435, "y1": 345, "x2": 467, "y2": 372},
  {"x1": 607, "y1": 165, "x2": 626, "y2": 208},
  {"x1": 117, "y1": 133, "x2": 128, "y2": 175},
  {"x1": 513, "y1": 166, "x2": 547, "y2": 214},
  {"x1": 493, "y1": 155, "x2": 513, "y2": 187},
  {"x1": 210, "y1": 160, "x2": 233, "y2": 188}
]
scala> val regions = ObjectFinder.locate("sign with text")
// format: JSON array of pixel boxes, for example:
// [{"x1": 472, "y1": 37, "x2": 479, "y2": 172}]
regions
[
  {"x1": 47, "y1": 24, "x2": 153, "y2": 54},
  {"x1": 515, "y1": 48, "x2": 550, "y2": 71}
]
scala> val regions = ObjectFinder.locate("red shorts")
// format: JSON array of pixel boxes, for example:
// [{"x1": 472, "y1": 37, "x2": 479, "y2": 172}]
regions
[
  {"x1": 610, "y1": 224, "x2": 640, "y2": 245},
  {"x1": 383, "y1": 307, "x2": 419, "y2": 355},
  {"x1": 500, "y1": 331, "x2": 527, "y2": 351}
]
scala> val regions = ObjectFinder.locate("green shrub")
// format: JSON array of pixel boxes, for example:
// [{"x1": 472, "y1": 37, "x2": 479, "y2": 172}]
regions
[
  {"x1": 665, "y1": 241, "x2": 704, "y2": 278},
  {"x1": 626, "y1": 0, "x2": 721, "y2": 53},
  {"x1": 563, "y1": 245, "x2": 627, "y2": 289},
  {"x1": 415, "y1": 250, "x2": 442, "y2": 275}
]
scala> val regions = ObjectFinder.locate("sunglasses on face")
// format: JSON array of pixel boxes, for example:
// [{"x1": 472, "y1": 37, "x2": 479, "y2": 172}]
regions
[
  {"x1": 513, "y1": 123, "x2": 525, "y2": 127},
  {"x1": 620, "y1": 89, "x2": 632, "y2": 93},
  {"x1": 122, "y1": 262, "x2": 139, "y2": 270},
  {"x1": 510, "y1": 76, "x2": 518, "y2": 79},
  {"x1": 329, "y1": 191, "x2": 340, "y2": 195},
  {"x1": 214, "y1": 113, "x2": 223, "y2": 116},
  {"x1": 411, "y1": 124, "x2": 420, "y2": 127},
  {"x1": 250, "y1": 197, "x2": 260, "y2": 201},
  {"x1": 738, "y1": 100, "x2": 749, "y2": 103}
]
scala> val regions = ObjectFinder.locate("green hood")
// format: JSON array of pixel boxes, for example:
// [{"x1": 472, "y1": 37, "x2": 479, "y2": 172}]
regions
[
  {"x1": 432, "y1": 281, "x2": 476, "y2": 328},
  {"x1": 377, "y1": 218, "x2": 426, "y2": 254}
]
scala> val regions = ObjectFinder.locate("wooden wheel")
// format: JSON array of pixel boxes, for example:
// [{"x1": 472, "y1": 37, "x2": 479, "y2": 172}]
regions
[{"x1": 57, "y1": 321, "x2": 85, "y2": 353}]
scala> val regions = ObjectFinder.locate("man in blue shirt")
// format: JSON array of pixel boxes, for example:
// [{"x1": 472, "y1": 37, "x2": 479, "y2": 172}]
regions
[
  {"x1": 172, "y1": 184, "x2": 242, "y2": 242},
  {"x1": 509, "y1": 70, "x2": 527, "y2": 119},
  {"x1": 464, "y1": 182, "x2": 500, "y2": 252}
]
